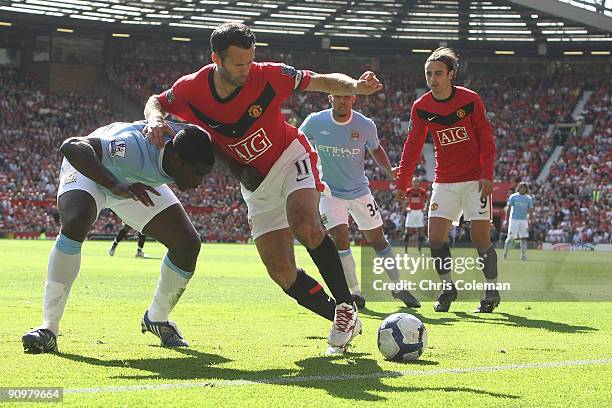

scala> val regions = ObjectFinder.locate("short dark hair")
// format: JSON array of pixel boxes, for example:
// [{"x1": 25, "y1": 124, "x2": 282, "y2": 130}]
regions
[
  {"x1": 426, "y1": 47, "x2": 459, "y2": 76},
  {"x1": 169, "y1": 127, "x2": 215, "y2": 166},
  {"x1": 210, "y1": 23, "x2": 256, "y2": 57}
]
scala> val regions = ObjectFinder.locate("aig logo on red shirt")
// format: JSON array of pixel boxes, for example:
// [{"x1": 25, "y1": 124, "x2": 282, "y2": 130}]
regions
[
  {"x1": 436, "y1": 126, "x2": 470, "y2": 146},
  {"x1": 228, "y1": 128, "x2": 272, "y2": 163}
]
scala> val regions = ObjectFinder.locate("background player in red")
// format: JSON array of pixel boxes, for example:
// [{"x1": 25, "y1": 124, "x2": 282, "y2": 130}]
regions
[
  {"x1": 402, "y1": 177, "x2": 428, "y2": 254},
  {"x1": 144, "y1": 23, "x2": 383, "y2": 354},
  {"x1": 395, "y1": 47, "x2": 501, "y2": 313}
]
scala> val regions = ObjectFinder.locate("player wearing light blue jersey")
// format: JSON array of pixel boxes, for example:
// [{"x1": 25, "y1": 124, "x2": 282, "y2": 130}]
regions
[
  {"x1": 300, "y1": 95, "x2": 420, "y2": 309},
  {"x1": 22, "y1": 121, "x2": 217, "y2": 353},
  {"x1": 504, "y1": 182, "x2": 534, "y2": 260}
]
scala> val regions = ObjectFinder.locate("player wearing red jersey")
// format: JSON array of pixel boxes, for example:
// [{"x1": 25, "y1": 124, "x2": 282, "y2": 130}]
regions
[
  {"x1": 396, "y1": 48, "x2": 501, "y2": 313},
  {"x1": 144, "y1": 23, "x2": 383, "y2": 354},
  {"x1": 403, "y1": 177, "x2": 428, "y2": 254}
]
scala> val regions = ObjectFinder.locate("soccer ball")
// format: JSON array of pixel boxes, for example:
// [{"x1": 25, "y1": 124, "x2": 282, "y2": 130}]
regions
[{"x1": 377, "y1": 313, "x2": 427, "y2": 361}]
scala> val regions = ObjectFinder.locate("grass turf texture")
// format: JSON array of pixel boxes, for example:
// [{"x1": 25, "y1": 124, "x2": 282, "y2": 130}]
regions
[{"x1": 0, "y1": 240, "x2": 610, "y2": 407}]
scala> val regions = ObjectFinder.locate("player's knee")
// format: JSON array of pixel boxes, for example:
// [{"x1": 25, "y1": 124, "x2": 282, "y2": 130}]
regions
[
  {"x1": 172, "y1": 232, "x2": 201, "y2": 263},
  {"x1": 60, "y1": 211, "x2": 94, "y2": 241},
  {"x1": 292, "y1": 221, "x2": 325, "y2": 249}
]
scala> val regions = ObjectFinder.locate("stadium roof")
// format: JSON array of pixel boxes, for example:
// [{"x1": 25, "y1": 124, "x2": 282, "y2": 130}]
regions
[{"x1": 1, "y1": 0, "x2": 610, "y2": 45}]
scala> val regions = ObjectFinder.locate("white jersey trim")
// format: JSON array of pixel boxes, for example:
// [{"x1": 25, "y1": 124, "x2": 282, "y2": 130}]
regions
[
  {"x1": 329, "y1": 110, "x2": 353, "y2": 126},
  {"x1": 158, "y1": 142, "x2": 169, "y2": 178}
]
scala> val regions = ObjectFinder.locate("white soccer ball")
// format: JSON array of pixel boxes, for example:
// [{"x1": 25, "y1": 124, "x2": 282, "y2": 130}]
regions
[{"x1": 377, "y1": 313, "x2": 427, "y2": 361}]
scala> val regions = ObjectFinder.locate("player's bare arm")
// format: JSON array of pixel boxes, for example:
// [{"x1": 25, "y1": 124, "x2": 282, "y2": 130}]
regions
[
  {"x1": 503, "y1": 205, "x2": 510, "y2": 231},
  {"x1": 144, "y1": 95, "x2": 175, "y2": 149},
  {"x1": 369, "y1": 145, "x2": 394, "y2": 179},
  {"x1": 305, "y1": 71, "x2": 383, "y2": 96},
  {"x1": 211, "y1": 144, "x2": 264, "y2": 191},
  {"x1": 60, "y1": 137, "x2": 160, "y2": 206}
]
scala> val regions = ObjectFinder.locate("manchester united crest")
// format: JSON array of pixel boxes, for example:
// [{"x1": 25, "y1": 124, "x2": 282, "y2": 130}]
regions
[
  {"x1": 456, "y1": 109, "x2": 465, "y2": 119},
  {"x1": 248, "y1": 104, "x2": 263, "y2": 118},
  {"x1": 430, "y1": 202, "x2": 439, "y2": 211},
  {"x1": 351, "y1": 130, "x2": 359, "y2": 140}
]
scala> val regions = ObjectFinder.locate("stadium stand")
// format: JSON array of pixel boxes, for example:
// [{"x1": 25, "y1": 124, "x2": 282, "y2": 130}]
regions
[
  {"x1": 532, "y1": 78, "x2": 611, "y2": 244},
  {"x1": 0, "y1": 53, "x2": 609, "y2": 244}
]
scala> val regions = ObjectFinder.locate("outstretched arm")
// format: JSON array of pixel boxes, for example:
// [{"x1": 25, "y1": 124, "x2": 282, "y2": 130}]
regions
[
  {"x1": 305, "y1": 71, "x2": 383, "y2": 96},
  {"x1": 212, "y1": 144, "x2": 265, "y2": 192},
  {"x1": 144, "y1": 95, "x2": 176, "y2": 149},
  {"x1": 395, "y1": 104, "x2": 428, "y2": 199}
]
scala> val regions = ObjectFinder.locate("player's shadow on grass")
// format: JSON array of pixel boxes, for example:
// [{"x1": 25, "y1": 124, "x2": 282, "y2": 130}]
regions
[
  {"x1": 56, "y1": 348, "x2": 293, "y2": 381},
  {"x1": 359, "y1": 309, "x2": 596, "y2": 334},
  {"x1": 454, "y1": 312, "x2": 597, "y2": 334},
  {"x1": 359, "y1": 308, "x2": 460, "y2": 327},
  {"x1": 56, "y1": 349, "x2": 518, "y2": 401},
  {"x1": 291, "y1": 354, "x2": 518, "y2": 401}
]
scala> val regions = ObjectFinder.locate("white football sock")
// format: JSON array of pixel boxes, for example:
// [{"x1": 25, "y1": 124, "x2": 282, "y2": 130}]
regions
[
  {"x1": 339, "y1": 249, "x2": 360, "y2": 295},
  {"x1": 439, "y1": 272, "x2": 453, "y2": 286},
  {"x1": 504, "y1": 236, "x2": 512, "y2": 256},
  {"x1": 520, "y1": 240, "x2": 527, "y2": 258},
  {"x1": 41, "y1": 233, "x2": 82, "y2": 336},
  {"x1": 375, "y1": 243, "x2": 400, "y2": 284},
  {"x1": 147, "y1": 255, "x2": 193, "y2": 322}
]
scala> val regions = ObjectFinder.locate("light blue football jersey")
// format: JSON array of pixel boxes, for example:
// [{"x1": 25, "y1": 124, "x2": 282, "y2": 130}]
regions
[
  {"x1": 300, "y1": 109, "x2": 379, "y2": 200},
  {"x1": 91, "y1": 121, "x2": 177, "y2": 198},
  {"x1": 507, "y1": 193, "x2": 533, "y2": 220}
]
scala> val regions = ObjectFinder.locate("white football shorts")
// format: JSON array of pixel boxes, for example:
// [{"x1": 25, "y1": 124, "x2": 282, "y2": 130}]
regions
[
  {"x1": 508, "y1": 219, "x2": 529, "y2": 239},
  {"x1": 241, "y1": 137, "x2": 330, "y2": 240},
  {"x1": 428, "y1": 180, "x2": 491, "y2": 225},
  {"x1": 57, "y1": 160, "x2": 180, "y2": 233},
  {"x1": 319, "y1": 191, "x2": 383, "y2": 232},
  {"x1": 405, "y1": 209, "x2": 425, "y2": 228}
]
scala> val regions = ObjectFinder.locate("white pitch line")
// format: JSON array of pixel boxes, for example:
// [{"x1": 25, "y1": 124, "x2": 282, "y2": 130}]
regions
[{"x1": 64, "y1": 358, "x2": 612, "y2": 395}]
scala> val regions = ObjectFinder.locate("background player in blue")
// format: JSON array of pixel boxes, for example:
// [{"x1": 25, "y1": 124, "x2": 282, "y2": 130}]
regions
[
  {"x1": 504, "y1": 182, "x2": 534, "y2": 261},
  {"x1": 22, "y1": 121, "x2": 215, "y2": 353},
  {"x1": 300, "y1": 94, "x2": 420, "y2": 309}
]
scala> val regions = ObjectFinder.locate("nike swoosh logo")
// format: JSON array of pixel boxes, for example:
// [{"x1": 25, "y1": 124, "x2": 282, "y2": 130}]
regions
[
  {"x1": 296, "y1": 176, "x2": 310, "y2": 182},
  {"x1": 209, "y1": 123, "x2": 221, "y2": 128},
  {"x1": 427, "y1": 115, "x2": 437, "y2": 121},
  {"x1": 479, "y1": 211, "x2": 487, "y2": 215}
]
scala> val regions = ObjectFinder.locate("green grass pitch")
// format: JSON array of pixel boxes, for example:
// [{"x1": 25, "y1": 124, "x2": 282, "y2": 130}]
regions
[{"x1": 0, "y1": 240, "x2": 610, "y2": 407}]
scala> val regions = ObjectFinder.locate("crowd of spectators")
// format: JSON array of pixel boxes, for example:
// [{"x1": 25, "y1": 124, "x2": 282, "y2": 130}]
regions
[
  {"x1": 0, "y1": 68, "x2": 249, "y2": 241},
  {"x1": 1, "y1": 57, "x2": 608, "y2": 244},
  {"x1": 529, "y1": 78, "x2": 611, "y2": 244},
  {"x1": 0, "y1": 69, "x2": 115, "y2": 235}
]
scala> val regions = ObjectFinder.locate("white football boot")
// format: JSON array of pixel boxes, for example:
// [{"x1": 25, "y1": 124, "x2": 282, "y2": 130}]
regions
[{"x1": 326, "y1": 302, "x2": 362, "y2": 355}]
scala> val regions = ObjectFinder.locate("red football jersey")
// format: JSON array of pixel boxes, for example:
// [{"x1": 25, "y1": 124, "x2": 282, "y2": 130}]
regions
[
  {"x1": 158, "y1": 62, "x2": 312, "y2": 175},
  {"x1": 405, "y1": 187, "x2": 428, "y2": 210},
  {"x1": 397, "y1": 86, "x2": 495, "y2": 190}
]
